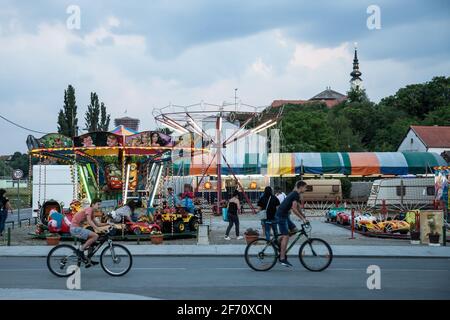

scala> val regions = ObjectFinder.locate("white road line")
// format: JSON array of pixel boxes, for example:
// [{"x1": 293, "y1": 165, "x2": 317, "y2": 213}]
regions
[{"x1": 329, "y1": 268, "x2": 449, "y2": 272}]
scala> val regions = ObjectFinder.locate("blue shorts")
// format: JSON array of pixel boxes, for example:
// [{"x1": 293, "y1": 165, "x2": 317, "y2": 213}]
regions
[
  {"x1": 70, "y1": 226, "x2": 93, "y2": 240},
  {"x1": 277, "y1": 217, "x2": 289, "y2": 235}
]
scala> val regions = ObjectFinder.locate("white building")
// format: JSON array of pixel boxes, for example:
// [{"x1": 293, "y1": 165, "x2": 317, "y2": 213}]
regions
[{"x1": 397, "y1": 125, "x2": 450, "y2": 155}]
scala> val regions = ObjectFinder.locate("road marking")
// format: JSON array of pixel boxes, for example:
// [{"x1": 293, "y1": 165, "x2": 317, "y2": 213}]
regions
[
  {"x1": 329, "y1": 268, "x2": 449, "y2": 272},
  {"x1": 133, "y1": 267, "x2": 187, "y2": 270}
]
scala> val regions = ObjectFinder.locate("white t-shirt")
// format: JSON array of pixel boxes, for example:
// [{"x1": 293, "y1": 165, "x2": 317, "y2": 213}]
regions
[{"x1": 276, "y1": 192, "x2": 286, "y2": 204}]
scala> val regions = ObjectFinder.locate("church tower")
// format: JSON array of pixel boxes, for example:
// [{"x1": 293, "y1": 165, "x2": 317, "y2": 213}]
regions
[{"x1": 350, "y1": 43, "x2": 363, "y2": 90}]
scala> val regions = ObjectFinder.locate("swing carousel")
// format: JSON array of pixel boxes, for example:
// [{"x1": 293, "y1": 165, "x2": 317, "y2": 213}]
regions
[
  {"x1": 26, "y1": 125, "x2": 209, "y2": 239},
  {"x1": 153, "y1": 101, "x2": 282, "y2": 216}
]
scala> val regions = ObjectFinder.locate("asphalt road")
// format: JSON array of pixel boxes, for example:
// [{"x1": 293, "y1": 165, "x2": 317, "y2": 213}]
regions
[{"x1": 0, "y1": 256, "x2": 449, "y2": 299}]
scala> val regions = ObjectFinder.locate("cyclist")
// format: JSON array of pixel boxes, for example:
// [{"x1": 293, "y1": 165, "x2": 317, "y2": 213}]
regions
[
  {"x1": 70, "y1": 198, "x2": 109, "y2": 266},
  {"x1": 275, "y1": 180, "x2": 308, "y2": 267}
]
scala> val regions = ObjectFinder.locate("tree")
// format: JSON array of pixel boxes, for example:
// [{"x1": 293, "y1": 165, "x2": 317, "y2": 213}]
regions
[
  {"x1": 379, "y1": 76, "x2": 450, "y2": 119},
  {"x1": 422, "y1": 105, "x2": 450, "y2": 126},
  {"x1": 85, "y1": 92, "x2": 101, "y2": 132},
  {"x1": 347, "y1": 86, "x2": 369, "y2": 103},
  {"x1": 99, "y1": 102, "x2": 111, "y2": 131},
  {"x1": 85, "y1": 92, "x2": 111, "y2": 132},
  {"x1": 57, "y1": 85, "x2": 78, "y2": 137},
  {"x1": 280, "y1": 105, "x2": 337, "y2": 152}
]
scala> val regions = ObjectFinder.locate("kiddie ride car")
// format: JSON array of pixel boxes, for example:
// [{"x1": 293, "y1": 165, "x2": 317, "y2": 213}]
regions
[
  {"x1": 106, "y1": 210, "x2": 161, "y2": 236},
  {"x1": 358, "y1": 219, "x2": 410, "y2": 234},
  {"x1": 325, "y1": 207, "x2": 346, "y2": 222},
  {"x1": 336, "y1": 211, "x2": 352, "y2": 225},
  {"x1": 154, "y1": 206, "x2": 199, "y2": 233}
]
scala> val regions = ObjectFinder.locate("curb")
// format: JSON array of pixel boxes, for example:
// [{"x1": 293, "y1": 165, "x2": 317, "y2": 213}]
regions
[{"x1": 0, "y1": 245, "x2": 449, "y2": 258}]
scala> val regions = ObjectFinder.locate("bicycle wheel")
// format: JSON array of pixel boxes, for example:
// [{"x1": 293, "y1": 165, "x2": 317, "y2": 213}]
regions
[
  {"x1": 244, "y1": 238, "x2": 278, "y2": 271},
  {"x1": 47, "y1": 244, "x2": 81, "y2": 277},
  {"x1": 298, "y1": 238, "x2": 333, "y2": 272},
  {"x1": 100, "y1": 244, "x2": 133, "y2": 276}
]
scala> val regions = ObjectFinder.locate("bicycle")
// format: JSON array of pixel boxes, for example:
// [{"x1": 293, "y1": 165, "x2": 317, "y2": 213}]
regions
[
  {"x1": 47, "y1": 226, "x2": 133, "y2": 277},
  {"x1": 244, "y1": 222, "x2": 333, "y2": 272}
]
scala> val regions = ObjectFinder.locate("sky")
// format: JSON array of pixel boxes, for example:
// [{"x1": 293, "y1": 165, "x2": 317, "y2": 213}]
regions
[{"x1": 0, "y1": 0, "x2": 449, "y2": 154}]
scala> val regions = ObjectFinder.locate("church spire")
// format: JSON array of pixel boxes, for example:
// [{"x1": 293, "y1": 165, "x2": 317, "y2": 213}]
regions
[{"x1": 350, "y1": 42, "x2": 363, "y2": 90}]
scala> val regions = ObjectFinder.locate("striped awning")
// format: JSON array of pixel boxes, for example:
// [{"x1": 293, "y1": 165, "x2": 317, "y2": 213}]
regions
[
  {"x1": 267, "y1": 152, "x2": 446, "y2": 176},
  {"x1": 174, "y1": 152, "x2": 446, "y2": 177}
]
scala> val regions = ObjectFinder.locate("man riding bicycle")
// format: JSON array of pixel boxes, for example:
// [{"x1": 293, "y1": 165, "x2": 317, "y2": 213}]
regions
[
  {"x1": 275, "y1": 180, "x2": 309, "y2": 267},
  {"x1": 70, "y1": 198, "x2": 109, "y2": 266}
]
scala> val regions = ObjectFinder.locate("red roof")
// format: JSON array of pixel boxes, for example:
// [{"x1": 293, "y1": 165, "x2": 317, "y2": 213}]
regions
[
  {"x1": 270, "y1": 100, "x2": 308, "y2": 108},
  {"x1": 411, "y1": 126, "x2": 450, "y2": 148},
  {"x1": 270, "y1": 99, "x2": 344, "y2": 108}
]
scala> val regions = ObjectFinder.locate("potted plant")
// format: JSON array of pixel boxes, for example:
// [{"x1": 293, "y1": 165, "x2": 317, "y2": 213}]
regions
[
  {"x1": 427, "y1": 218, "x2": 440, "y2": 246},
  {"x1": 244, "y1": 228, "x2": 260, "y2": 244},
  {"x1": 150, "y1": 230, "x2": 164, "y2": 245},
  {"x1": 409, "y1": 221, "x2": 420, "y2": 244},
  {"x1": 46, "y1": 233, "x2": 61, "y2": 246}
]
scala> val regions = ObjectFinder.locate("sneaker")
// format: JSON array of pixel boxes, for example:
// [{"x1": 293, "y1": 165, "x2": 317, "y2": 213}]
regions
[
  {"x1": 279, "y1": 258, "x2": 293, "y2": 267},
  {"x1": 236, "y1": 236, "x2": 243, "y2": 240},
  {"x1": 224, "y1": 236, "x2": 231, "y2": 240}
]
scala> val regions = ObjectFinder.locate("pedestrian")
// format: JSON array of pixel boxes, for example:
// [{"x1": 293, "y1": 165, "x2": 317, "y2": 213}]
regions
[
  {"x1": 275, "y1": 181, "x2": 309, "y2": 267},
  {"x1": 275, "y1": 187, "x2": 286, "y2": 203},
  {"x1": 0, "y1": 189, "x2": 13, "y2": 237},
  {"x1": 257, "y1": 186, "x2": 280, "y2": 240},
  {"x1": 224, "y1": 190, "x2": 243, "y2": 240}
]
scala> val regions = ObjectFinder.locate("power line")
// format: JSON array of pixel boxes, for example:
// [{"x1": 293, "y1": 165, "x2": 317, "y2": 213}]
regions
[{"x1": 0, "y1": 114, "x2": 49, "y2": 135}]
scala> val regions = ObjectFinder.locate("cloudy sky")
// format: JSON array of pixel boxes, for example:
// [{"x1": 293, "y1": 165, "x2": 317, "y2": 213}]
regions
[{"x1": 0, "y1": 0, "x2": 449, "y2": 154}]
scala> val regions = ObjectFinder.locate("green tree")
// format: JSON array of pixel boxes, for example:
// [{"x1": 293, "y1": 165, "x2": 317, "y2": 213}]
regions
[
  {"x1": 379, "y1": 76, "x2": 450, "y2": 119},
  {"x1": 347, "y1": 86, "x2": 369, "y2": 103},
  {"x1": 422, "y1": 105, "x2": 450, "y2": 126},
  {"x1": 85, "y1": 92, "x2": 101, "y2": 132},
  {"x1": 99, "y1": 102, "x2": 111, "y2": 131},
  {"x1": 85, "y1": 92, "x2": 111, "y2": 132},
  {"x1": 329, "y1": 115, "x2": 364, "y2": 151},
  {"x1": 280, "y1": 105, "x2": 337, "y2": 152},
  {"x1": 57, "y1": 85, "x2": 78, "y2": 137}
]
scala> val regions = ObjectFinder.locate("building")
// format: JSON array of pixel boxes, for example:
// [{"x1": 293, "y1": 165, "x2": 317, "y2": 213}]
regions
[
  {"x1": 397, "y1": 125, "x2": 450, "y2": 154},
  {"x1": 114, "y1": 116, "x2": 140, "y2": 131}
]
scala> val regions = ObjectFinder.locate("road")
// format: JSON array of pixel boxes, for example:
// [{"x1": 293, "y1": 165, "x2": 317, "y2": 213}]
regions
[{"x1": 0, "y1": 256, "x2": 448, "y2": 299}]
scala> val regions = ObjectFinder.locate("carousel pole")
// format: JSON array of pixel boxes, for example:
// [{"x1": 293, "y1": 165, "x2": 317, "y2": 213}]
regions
[{"x1": 216, "y1": 115, "x2": 222, "y2": 215}]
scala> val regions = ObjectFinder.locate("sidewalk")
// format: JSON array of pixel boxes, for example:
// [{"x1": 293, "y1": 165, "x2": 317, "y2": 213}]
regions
[
  {"x1": 0, "y1": 288, "x2": 155, "y2": 300},
  {"x1": 0, "y1": 244, "x2": 449, "y2": 258}
]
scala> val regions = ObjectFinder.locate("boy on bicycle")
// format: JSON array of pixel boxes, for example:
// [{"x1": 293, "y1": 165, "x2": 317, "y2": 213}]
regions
[
  {"x1": 275, "y1": 181, "x2": 309, "y2": 267},
  {"x1": 70, "y1": 198, "x2": 109, "y2": 266}
]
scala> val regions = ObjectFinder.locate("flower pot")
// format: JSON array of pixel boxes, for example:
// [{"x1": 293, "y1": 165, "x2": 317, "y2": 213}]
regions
[
  {"x1": 150, "y1": 235, "x2": 164, "y2": 245},
  {"x1": 428, "y1": 233, "x2": 440, "y2": 246},
  {"x1": 410, "y1": 231, "x2": 420, "y2": 244},
  {"x1": 46, "y1": 236, "x2": 61, "y2": 246},
  {"x1": 245, "y1": 234, "x2": 259, "y2": 244}
]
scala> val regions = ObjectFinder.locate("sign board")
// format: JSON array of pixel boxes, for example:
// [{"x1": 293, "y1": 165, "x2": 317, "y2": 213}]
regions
[
  {"x1": 12, "y1": 169, "x2": 24, "y2": 180},
  {"x1": 419, "y1": 210, "x2": 444, "y2": 244}
]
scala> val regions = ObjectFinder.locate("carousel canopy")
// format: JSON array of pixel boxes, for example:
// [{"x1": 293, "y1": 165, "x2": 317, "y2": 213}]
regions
[{"x1": 109, "y1": 125, "x2": 138, "y2": 136}]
